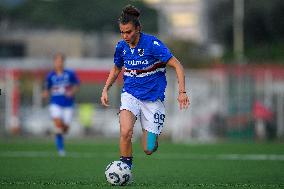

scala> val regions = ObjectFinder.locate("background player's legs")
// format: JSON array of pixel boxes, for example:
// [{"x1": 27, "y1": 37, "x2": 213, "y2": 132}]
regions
[
  {"x1": 62, "y1": 107, "x2": 74, "y2": 133},
  {"x1": 119, "y1": 110, "x2": 136, "y2": 168},
  {"x1": 49, "y1": 104, "x2": 66, "y2": 156},
  {"x1": 53, "y1": 118, "x2": 66, "y2": 156},
  {"x1": 142, "y1": 129, "x2": 158, "y2": 155},
  {"x1": 53, "y1": 107, "x2": 74, "y2": 156}
]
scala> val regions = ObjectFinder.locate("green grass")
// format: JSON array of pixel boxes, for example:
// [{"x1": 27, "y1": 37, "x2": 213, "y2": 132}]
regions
[{"x1": 0, "y1": 138, "x2": 283, "y2": 189}]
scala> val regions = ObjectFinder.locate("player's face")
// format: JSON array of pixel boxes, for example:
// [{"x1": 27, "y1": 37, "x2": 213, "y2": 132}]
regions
[
  {"x1": 119, "y1": 23, "x2": 140, "y2": 46},
  {"x1": 54, "y1": 55, "x2": 64, "y2": 72}
]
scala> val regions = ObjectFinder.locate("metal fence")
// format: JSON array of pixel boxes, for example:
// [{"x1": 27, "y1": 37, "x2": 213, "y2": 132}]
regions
[{"x1": 0, "y1": 59, "x2": 284, "y2": 142}]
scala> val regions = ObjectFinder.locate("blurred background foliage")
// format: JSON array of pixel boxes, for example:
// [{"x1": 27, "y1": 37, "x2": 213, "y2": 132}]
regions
[
  {"x1": 209, "y1": 0, "x2": 284, "y2": 63},
  {"x1": 0, "y1": 0, "x2": 284, "y2": 65},
  {"x1": 0, "y1": 0, "x2": 158, "y2": 33}
]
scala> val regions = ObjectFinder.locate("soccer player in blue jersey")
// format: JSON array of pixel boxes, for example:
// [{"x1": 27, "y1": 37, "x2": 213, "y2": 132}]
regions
[
  {"x1": 43, "y1": 53, "x2": 80, "y2": 156},
  {"x1": 101, "y1": 5, "x2": 190, "y2": 168}
]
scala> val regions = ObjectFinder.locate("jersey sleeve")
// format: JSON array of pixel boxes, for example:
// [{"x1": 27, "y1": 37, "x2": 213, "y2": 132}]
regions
[
  {"x1": 113, "y1": 42, "x2": 124, "y2": 68},
  {"x1": 151, "y1": 37, "x2": 173, "y2": 63}
]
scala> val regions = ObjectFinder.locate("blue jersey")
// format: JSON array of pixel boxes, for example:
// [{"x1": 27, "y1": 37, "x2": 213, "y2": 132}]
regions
[
  {"x1": 45, "y1": 69, "x2": 80, "y2": 107},
  {"x1": 114, "y1": 33, "x2": 173, "y2": 101}
]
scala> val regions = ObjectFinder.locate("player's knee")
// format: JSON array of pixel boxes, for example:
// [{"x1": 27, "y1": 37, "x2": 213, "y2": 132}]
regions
[
  {"x1": 120, "y1": 129, "x2": 133, "y2": 142},
  {"x1": 62, "y1": 125, "x2": 69, "y2": 133},
  {"x1": 54, "y1": 123, "x2": 69, "y2": 134}
]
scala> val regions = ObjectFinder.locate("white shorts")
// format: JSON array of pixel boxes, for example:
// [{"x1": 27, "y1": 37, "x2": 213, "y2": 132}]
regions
[
  {"x1": 120, "y1": 92, "x2": 165, "y2": 135},
  {"x1": 49, "y1": 104, "x2": 74, "y2": 125}
]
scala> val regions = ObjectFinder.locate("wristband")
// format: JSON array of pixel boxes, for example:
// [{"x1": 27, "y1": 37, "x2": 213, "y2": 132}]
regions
[{"x1": 179, "y1": 91, "x2": 186, "y2": 94}]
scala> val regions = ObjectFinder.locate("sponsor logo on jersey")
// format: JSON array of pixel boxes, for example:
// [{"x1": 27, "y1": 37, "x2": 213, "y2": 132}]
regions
[{"x1": 124, "y1": 59, "x2": 149, "y2": 66}]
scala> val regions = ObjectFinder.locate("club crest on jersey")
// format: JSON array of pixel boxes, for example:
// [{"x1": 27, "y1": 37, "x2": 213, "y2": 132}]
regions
[{"x1": 138, "y1": 48, "x2": 144, "y2": 56}]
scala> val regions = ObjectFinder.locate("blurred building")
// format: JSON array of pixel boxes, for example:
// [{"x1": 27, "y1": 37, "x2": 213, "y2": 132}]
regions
[
  {"x1": 144, "y1": 0, "x2": 209, "y2": 43},
  {"x1": 0, "y1": 29, "x2": 119, "y2": 58},
  {"x1": 0, "y1": 0, "x2": 223, "y2": 59},
  {"x1": 143, "y1": 0, "x2": 223, "y2": 59}
]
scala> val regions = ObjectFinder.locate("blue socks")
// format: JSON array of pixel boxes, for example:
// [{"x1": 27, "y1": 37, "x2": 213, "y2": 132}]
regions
[
  {"x1": 55, "y1": 134, "x2": 64, "y2": 153},
  {"x1": 120, "y1": 156, "x2": 133, "y2": 169}
]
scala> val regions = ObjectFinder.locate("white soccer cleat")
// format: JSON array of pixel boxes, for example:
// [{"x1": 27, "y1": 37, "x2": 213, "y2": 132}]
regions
[{"x1": 58, "y1": 150, "x2": 66, "y2": 157}]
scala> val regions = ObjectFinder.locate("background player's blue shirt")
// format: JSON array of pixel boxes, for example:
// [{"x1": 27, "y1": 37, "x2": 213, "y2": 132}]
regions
[
  {"x1": 45, "y1": 69, "x2": 80, "y2": 107},
  {"x1": 114, "y1": 33, "x2": 173, "y2": 101}
]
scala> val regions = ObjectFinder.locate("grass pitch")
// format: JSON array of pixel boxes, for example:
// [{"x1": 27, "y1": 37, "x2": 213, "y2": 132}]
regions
[{"x1": 0, "y1": 138, "x2": 283, "y2": 189}]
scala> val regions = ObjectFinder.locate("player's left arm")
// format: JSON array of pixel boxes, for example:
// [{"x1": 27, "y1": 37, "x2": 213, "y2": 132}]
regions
[
  {"x1": 167, "y1": 56, "x2": 190, "y2": 110},
  {"x1": 66, "y1": 71, "x2": 80, "y2": 97}
]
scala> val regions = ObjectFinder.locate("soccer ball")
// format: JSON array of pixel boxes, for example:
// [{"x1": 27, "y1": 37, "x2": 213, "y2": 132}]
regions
[{"x1": 105, "y1": 161, "x2": 132, "y2": 186}]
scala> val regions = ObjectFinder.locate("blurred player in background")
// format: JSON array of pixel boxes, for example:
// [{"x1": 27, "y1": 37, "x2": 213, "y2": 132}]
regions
[
  {"x1": 42, "y1": 53, "x2": 80, "y2": 156},
  {"x1": 101, "y1": 5, "x2": 190, "y2": 169}
]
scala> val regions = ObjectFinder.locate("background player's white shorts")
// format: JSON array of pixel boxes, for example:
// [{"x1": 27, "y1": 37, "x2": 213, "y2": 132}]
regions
[
  {"x1": 49, "y1": 104, "x2": 74, "y2": 125},
  {"x1": 120, "y1": 92, "x2": 165, "y2": 135}
]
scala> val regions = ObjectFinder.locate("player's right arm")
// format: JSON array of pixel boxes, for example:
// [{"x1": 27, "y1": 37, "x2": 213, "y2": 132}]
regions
[
  {"x1": 42, "y1": 89, "x2": 49, "y2": 99},
  {"x1": 42, "y1": 73, "x2": 52, "y2": 99},
  {"x1": 101, "y1": 65, "x2": 122, "y2": 107}
]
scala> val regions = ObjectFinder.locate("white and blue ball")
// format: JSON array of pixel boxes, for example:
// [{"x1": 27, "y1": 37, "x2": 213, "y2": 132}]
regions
[{"x1": 105, "y1": 161, "x2": 132, "y2": 186}]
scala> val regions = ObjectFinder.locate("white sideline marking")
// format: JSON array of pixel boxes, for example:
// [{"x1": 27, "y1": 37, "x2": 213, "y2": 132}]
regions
[
  {"x1": 154, "y1": 153, "x2": 284, "y2": 161},
  {"x1": 0, "y1": 151, "x2": 284, "y2": 161}
]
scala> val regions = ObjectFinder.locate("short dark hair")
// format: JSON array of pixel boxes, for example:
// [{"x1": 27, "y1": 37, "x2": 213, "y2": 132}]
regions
[{"x1": 118, "y1": 4, "x2": 141, "y2": 28}]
